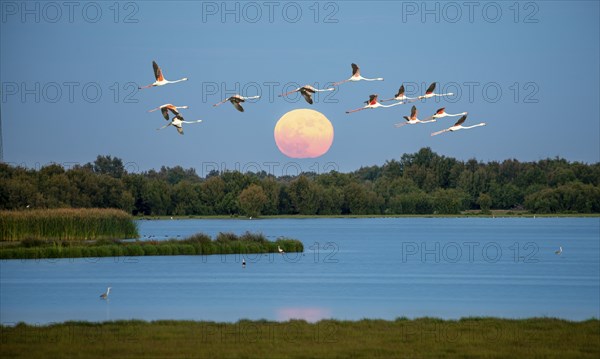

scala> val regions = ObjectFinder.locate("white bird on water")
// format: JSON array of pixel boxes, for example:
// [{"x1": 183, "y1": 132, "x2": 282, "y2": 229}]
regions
[
  {"x1": 100, "y1": 287, "x2": 111, "y2": 300},
  {"x1": 278, "y1": 246, "x2": 285, "y2": 254},
  {"x1": 555, "y1": 246, "x2": 563, "y2": 255}
]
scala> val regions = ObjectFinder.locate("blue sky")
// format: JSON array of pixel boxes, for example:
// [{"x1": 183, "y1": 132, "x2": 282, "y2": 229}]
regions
[{"x1": 1, "y1": 1, "x2": 599, "y2": 176}]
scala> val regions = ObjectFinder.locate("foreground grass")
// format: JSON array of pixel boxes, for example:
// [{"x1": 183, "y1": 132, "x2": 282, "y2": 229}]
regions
[
  {"x1": 1, "y1": 318, "x2": 598, "y2": 358},
  {"x1": 0, "y1": 232, "x2": 303, "y2": 260},
  {"x1": 0, "y1": 208, "x2": 138, "y2": 241}
]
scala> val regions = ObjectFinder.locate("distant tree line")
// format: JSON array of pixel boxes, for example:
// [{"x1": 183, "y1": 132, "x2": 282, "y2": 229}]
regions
[{"x1": 1, "y1": 148, "x2": 599, "y2": 216}]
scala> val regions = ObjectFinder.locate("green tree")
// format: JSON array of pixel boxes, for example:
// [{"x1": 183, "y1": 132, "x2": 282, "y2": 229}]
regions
[
  {"x1": 91, "y1": 155, "x2": 125, "y2": 178},
  {"x1": 239, "y1": 184, "x2": 268, "y2": 217},
  {"x1": 430, "y1": 188, "x2": 468, "y2": 214},
  {"x1": 288, "y1": 176, "x2": 320, "y2": 215},
  {"x1": 260, "y1": 178, "x2": 280, "y2": 215},
  {"x1": 477, "y1": 193, "x2": 492, "y2": 214}
]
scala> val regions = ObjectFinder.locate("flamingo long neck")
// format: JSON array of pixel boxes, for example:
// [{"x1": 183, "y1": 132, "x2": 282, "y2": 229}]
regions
[
  {"x1": 169, "y1": 78, "x2": 188, "y2": 84},
  {"x1": 281, "y1": 88, "x2": 300, "y2": 97},
  {"x1": 446, "y1": 112, "x2": 465, "y2": 116},
  {"x1": 462, "y1": 123, "x2": 485, "y2": 129},
  {"x1": 382, "y1": 101, "x2": 402, "y2": 108},
  {"x1": 107, "y1": 288, "x2": 111, "y2": 294},
  {"x1": 333, "y1": 79, "x2": 350, "y2": 86},
  {"x1": 363, "y1": 77, "x2": 383, "y2": 81}
]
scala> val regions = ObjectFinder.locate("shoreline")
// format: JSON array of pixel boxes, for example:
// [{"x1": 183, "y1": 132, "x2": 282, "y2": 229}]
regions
[
  {"x1": 3, "y1": 316, "x2": 599, "y2": 326},
  {"x1": 137, "y1": 212, "x2": 600, "y2": 220}
]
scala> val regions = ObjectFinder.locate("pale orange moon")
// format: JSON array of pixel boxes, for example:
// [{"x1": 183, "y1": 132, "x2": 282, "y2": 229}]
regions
[{"x1": 274, "y1": 109, "x2": 334, "y2": 158}]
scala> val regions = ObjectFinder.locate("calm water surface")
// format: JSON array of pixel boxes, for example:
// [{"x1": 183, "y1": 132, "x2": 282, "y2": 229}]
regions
[{"x1": 1, "y1": 218, "x2": 598, "y2": 324}]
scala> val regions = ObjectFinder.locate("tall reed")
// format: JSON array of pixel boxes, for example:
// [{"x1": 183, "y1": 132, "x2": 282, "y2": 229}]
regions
[{"x1": 0, "y1": 208, "x2": 139, "y2": 241}]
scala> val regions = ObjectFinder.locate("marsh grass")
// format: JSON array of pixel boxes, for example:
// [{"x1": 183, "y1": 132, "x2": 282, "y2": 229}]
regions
[
  {"x1": 0, "y1": 209, "x2": 138, "y2": 241},
  {"x1": 0, "y1": 318, "x2": 598, "y2": 358},
  {"x1": 0, "y1": 232, "x2": 303, "y2": 259}
]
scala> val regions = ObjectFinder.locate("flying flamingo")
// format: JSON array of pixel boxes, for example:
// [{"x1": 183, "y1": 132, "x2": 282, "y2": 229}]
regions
[
  {"x1": 431, "y1": 115, "x2": 486, "y2": 136},
  {"x1": 417, "y1": 82, "x2": 454, "y2": 100},
  {"x1": 278, "y1": 85, "x2": 334, "y2": 104},
  {"x1": 421, "y1": 107, "x2": 468, "y2": 122},
  {"x1": 333, "y1": 63, "x2": 383, "y2": 86},
  {"x1": 138, "y1": 61, "x2": 188, "y2": 89},
  {"x1": 394, "y1": 106, "x2": 437, "y2": 128},
  {"x1": 213, "y1": 94, "x2": 260, "y2": 112},
  {"x1": 157, "y1": 114, "x2": 202, "y2": 135},
  {"x1": 346, "y1": 94, "x2": 403, "y2": 114},
  {"x1": 148, "y1": 104, "x2": 189, "y2": 120},
  {"x1": 381, "y1": 85, "x2": 417, "y2": 103}
]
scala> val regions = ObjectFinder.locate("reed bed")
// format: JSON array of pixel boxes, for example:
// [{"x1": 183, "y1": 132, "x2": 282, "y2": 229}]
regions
[
  {"x1": 1, "y1": 318, "x2": 598, "y2": 358},
  {"x1": 0, "y1": 208, "x2": 139, "y2": 241},
  {"x1": 0, "y1": 232, "x2": 303, "y2": 259}
]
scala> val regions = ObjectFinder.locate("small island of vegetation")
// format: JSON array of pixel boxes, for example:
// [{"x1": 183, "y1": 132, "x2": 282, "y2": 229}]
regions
[
  {"x1": 0, "y1": 231, "x2": 302, "y2": 260},
  {"x1": 0, "y1": 208, "x2": 303, "y2": 260}
]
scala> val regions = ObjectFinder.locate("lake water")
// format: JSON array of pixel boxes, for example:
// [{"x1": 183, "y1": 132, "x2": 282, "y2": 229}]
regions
[{"x1": 1, "y1": 218, "x2": 598, "y2": 324}]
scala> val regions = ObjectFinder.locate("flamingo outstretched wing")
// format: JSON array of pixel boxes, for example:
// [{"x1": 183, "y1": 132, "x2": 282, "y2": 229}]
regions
[
  {"x1": 425, "y1": 82, "x2": 436, "y2": 94},
  {"x1": 232, "y1": 101, "x2": 245, "y2": 112},
  {"x1": 454, "y1": 115, "x2": 467, "y2": 126},
  {"x1": 153, "y1": 61, "x2": 164, "y2": 81}
]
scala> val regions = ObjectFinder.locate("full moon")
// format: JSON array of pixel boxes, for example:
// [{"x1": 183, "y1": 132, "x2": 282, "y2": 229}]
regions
[{"x1": 274, "y1": 109, "x2": 334, "y2": 158}]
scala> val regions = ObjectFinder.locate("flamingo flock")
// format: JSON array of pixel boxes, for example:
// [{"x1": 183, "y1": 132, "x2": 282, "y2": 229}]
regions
[{"x1": 138, "y1": 60, "x2": 487, "y2": 137}]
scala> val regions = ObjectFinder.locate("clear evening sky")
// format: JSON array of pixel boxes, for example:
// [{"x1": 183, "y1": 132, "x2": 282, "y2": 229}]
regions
[{"x1": 1, "y1": 1, "x2": 598, "y2": 176}]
